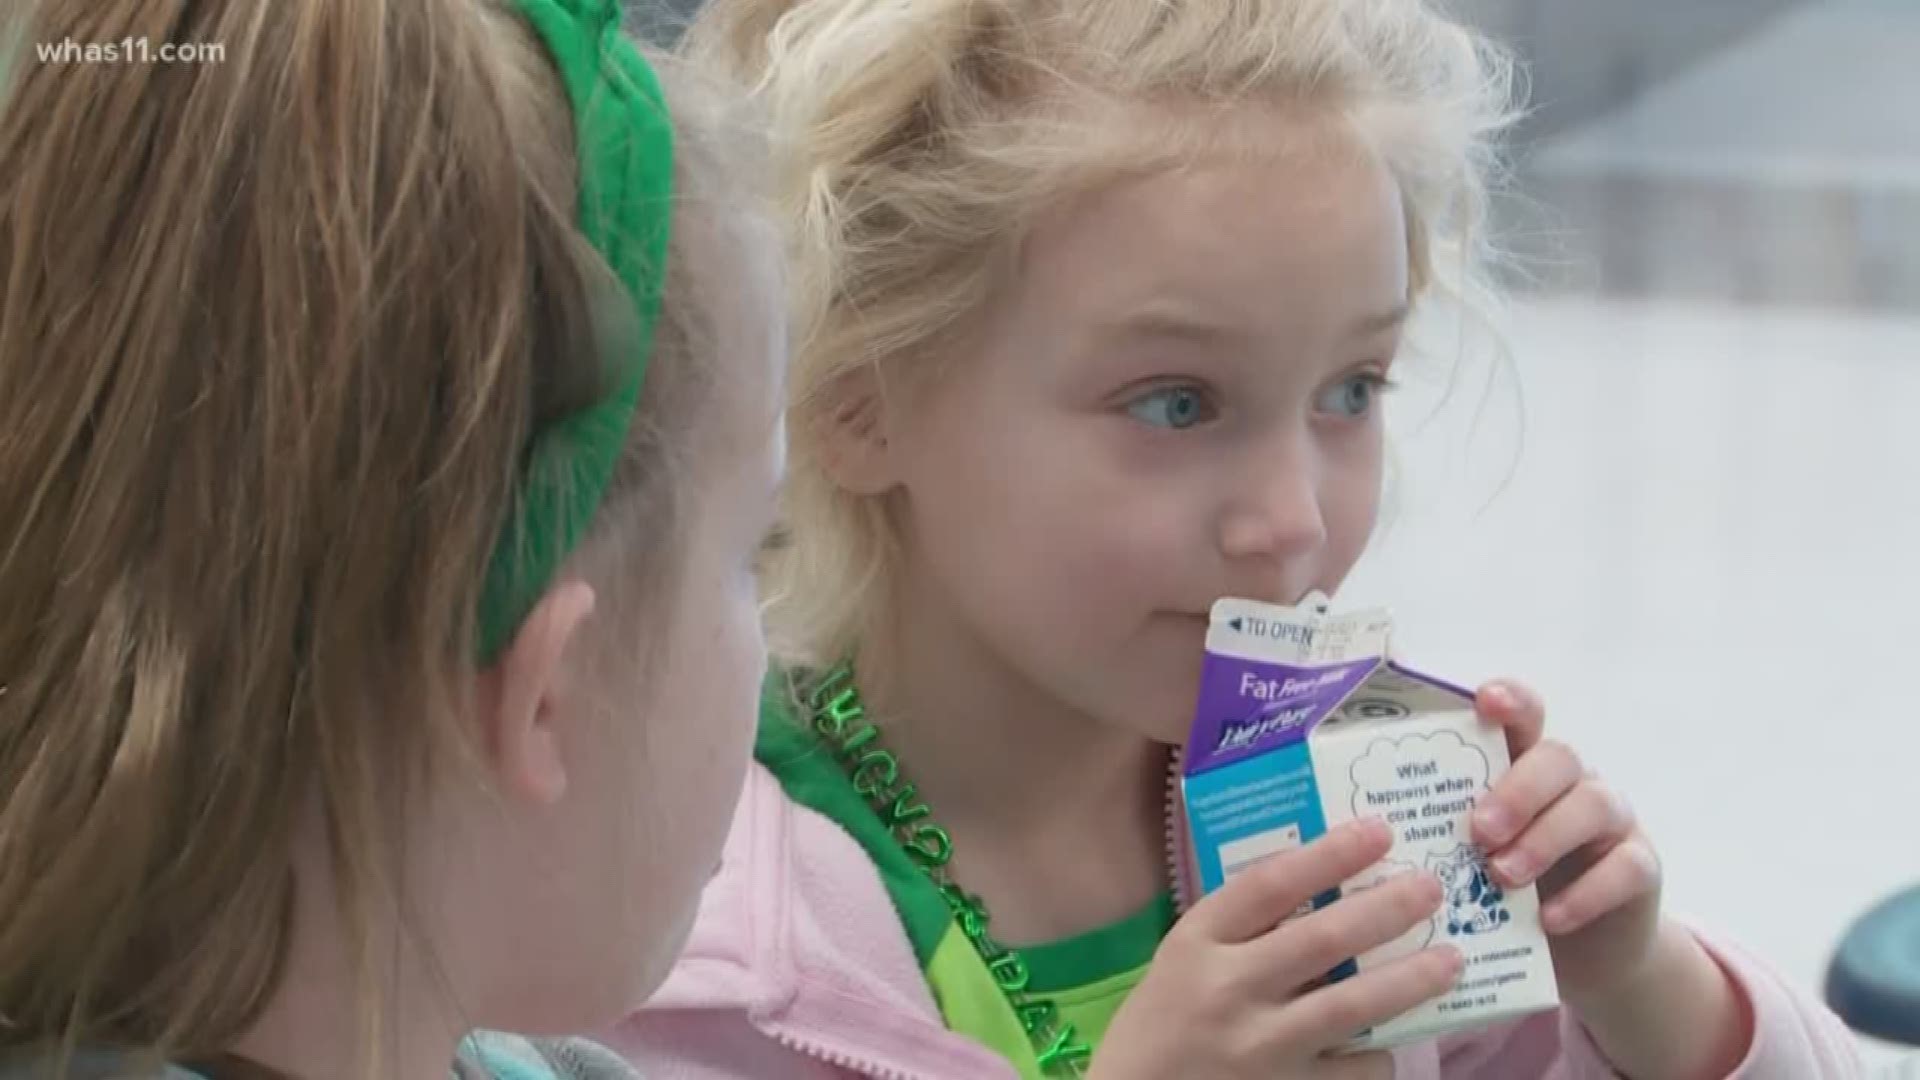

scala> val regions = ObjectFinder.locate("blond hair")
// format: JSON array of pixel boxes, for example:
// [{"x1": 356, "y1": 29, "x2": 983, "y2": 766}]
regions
[
  {"x1": 687, "y1": 0, "x2": 1519, "y2": 683},
  {"x1": 0, "y1": 0, "x2": 767, "y2": 1068}
]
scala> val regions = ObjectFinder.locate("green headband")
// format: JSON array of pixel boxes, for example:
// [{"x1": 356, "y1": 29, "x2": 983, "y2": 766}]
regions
[{"x1": 476, "y1": 0, "x2": 675, "y2": 661}]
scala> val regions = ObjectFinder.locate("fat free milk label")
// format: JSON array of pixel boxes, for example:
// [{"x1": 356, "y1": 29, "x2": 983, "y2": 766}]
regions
[{"x1": 1181, "y1": 596, "x2": 1560, "y2": 1051}]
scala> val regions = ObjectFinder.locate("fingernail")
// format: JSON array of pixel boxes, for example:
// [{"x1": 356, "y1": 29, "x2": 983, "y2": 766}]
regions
[
  {"x1": 1439, "y1": 945, "x2": 1466, "y2": 975},
  {"x1": 1355, "y1": 817, "x2": 1392, "y2": 844},
  {"x1": 1543, "y1": 903, "x2": 1573, "y2": 934},
  {"x1": 1475, "y1": 805, "x2": 1513, "y2": 844},
  {"x1": 1418, "y1": 873, "x2": 1444, "y2": 905},
  {"x1": 1494, "y1": 852, "x2": 1533, "y2": 886},
  {"x1": 1481, "y1": 684, "x2": 1515, "y2": 713}
]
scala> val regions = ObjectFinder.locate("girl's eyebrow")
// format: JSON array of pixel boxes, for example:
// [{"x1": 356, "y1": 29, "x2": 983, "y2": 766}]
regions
[
  {"x1": 1094, "y1": 304, "x2": 1258, "y2": 351},
  {"x1": 1349, "y1": 302, "x2": 1410, "y2": 338}
]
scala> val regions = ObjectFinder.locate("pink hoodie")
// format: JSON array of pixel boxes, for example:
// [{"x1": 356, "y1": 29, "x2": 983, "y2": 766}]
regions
[{"x1": 606, "y1": 764, "x2": 1866, "y2": 1079}]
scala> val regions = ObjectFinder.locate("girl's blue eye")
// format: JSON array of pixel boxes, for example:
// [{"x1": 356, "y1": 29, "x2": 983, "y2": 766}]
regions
[
  {"x1": 1315, "y1": 373, "x2": 1390, "y2": 419},
  {"x1": 1126, "y1": 386, "x2": 1215, "y2": 430}
]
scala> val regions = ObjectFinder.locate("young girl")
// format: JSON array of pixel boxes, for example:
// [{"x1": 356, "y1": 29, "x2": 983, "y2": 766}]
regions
[
  {"x1": 610, "y1": 0, "x2": 1865, "y2": 1078},
  {"x1": 0, "y1": 0, "x2": 782, "y2": 1076}
]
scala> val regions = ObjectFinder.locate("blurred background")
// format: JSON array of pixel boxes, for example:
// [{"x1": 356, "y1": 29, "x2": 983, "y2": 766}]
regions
[
  {"x1": 1351, "y1": 0, "x2": 1920, "y2": 1070},
  {"x1": 632, "y1": 0, "x2": 1920, "y2": 1067}
]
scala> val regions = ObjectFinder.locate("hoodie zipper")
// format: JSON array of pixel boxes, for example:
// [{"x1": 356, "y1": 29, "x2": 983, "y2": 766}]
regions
[
  {"x1": 1165, "y1": 747, "x2": 1197, "y2": 914},
  {"x1": 767, "y1": 1027, "x2": 920, "y2": 1080}
]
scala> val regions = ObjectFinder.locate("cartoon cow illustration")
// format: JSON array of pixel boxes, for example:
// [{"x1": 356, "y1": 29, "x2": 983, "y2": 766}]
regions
[{"x1": 1427, "y1": 844, "x2": 1511, "y2": 937}]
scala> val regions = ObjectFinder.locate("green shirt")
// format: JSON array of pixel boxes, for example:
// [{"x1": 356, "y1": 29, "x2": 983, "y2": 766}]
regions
[{"x1": 758, "y1": 690, "x2": 1174, "y2": 1078}]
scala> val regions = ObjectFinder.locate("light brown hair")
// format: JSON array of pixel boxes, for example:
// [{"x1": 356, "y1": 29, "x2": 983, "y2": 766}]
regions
[{"x1": 0, "y1": 0, "x2": 767, "y2": 1067}]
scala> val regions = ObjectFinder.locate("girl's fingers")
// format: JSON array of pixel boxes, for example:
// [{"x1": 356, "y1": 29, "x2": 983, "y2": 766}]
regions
[
  {"x1": 1276, "y1": 944, "x2": 1464, "y2": 1054},
  {"x1": 1474, "y1": 738, "x2": 1583, "y2": 849},
  {"x1": 1250, "y1": 868, "x2": 1444, "y2": 991},
  {"x1": 1188, "y1": 817, "x2": 1394, "y2": 944},
  {"x1": 1476, "y1": 680, "x2": 1546, "y2": 754},
  {"x1": 1487, "y1": 779, "x2": 1635, "y2": 890},
  {"x1": 1540, "y1": 835, "x2": 1662, "y2": 935},
  {"x1": 1313, "y1": 1050, "x2": 1398, "y2": 1080}
]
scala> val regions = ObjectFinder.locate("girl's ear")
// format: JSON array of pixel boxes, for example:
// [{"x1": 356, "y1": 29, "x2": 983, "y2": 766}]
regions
[
  {"x1": 473, "y1": 578, "x2": 598, "y2": 805},
  {"x1": 815, "y1": 365, "x2": 903, "y2": 496}
]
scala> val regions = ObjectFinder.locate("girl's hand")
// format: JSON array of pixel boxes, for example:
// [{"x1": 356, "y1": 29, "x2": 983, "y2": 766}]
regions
[
  {"x1": 1092, "y1": 818, "x2": 1461, "y2": 1080},
  {"x1": 1469, "y1": 680, "x2": 1663, "y2": 998},
  {"x1": 1471, "y1": 681, "x2": 1754, "y2": 1080}
]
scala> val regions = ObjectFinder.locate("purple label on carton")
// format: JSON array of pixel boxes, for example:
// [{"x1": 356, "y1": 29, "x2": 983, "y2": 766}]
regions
[
  {"x1": 1384, "y1": 660, "x2": 1476, "y2": 702},
  {"x1": 1184, "y1": 653, "x2": 1382, "y2": 777}
]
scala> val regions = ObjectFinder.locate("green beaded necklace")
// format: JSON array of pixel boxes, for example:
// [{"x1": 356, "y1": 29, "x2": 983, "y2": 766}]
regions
[{"x1": 804, "y1": 664, "x2": 1095, "y2": 1077}]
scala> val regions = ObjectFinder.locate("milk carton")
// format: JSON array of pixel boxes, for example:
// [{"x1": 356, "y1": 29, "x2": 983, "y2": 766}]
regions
[{"x1": 1179, "y1": 594, "x2": 1560, "y2": 1051}]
